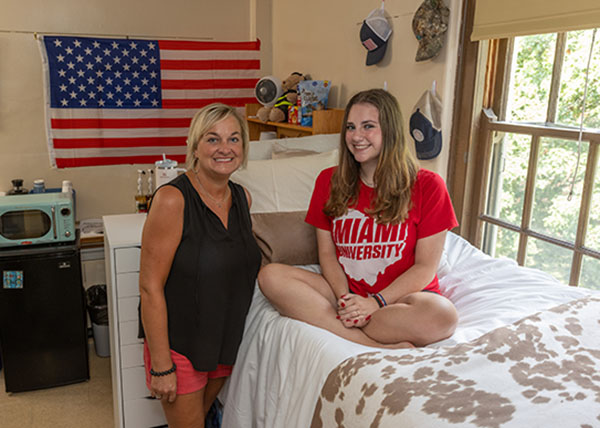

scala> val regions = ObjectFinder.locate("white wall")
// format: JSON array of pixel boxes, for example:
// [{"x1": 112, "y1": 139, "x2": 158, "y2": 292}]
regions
[
  {"x1": 271, "y1": 0, "x2": 462, "y2": 178},
  {"x1": 0, "y1": 0, "x2": 272, "y2": 220}
]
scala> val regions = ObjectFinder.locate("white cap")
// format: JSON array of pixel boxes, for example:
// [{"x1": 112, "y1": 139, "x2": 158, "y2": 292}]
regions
[
  {"x1": 155, "y1": 158, "x2": 178, "y2": 169},
  {"x1": 365, "y1": 7, "x2": 392, "y2": 42}
]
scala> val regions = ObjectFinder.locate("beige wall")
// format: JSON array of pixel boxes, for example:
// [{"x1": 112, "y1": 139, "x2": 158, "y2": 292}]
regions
[
  {"x1": 1, "y1": 0, "x2": 460, "y2": 220},
  {"x1": 271, "y1": 0, "x2": 462, "y2": 178},
  {"x1": 0, "y1": 0, "x2": 272, "y2": 220}
]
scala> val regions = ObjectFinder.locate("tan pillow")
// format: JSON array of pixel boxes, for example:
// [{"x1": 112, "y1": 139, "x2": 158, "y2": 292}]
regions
[
  {"x1": 252, "y1": 211, "x2": 318, "y2": 266},
  {"x1": 271, "y1": 142, "x2": 319, "y2": 159}
]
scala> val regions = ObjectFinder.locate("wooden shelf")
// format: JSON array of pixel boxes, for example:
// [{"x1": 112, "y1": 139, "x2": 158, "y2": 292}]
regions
[{"x1": 245, "y1": 103, "x2": 344, "y2": 140}]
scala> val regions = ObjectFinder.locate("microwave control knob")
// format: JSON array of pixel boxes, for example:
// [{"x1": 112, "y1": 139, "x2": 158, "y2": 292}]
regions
[
  {"x1": 65, "y1": 230, "x2": 72, "y2": 237},
  {"x1": 60, "y1": 207, "x2": 71, "y2": 216}
]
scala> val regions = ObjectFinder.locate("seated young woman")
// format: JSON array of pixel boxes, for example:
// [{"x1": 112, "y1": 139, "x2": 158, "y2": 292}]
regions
[{"x1": 258, "y1": 88, "x2": 458, "y2": 348}]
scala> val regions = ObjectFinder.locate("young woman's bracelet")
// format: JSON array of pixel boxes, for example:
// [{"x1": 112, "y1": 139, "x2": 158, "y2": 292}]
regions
[
  {"x1": 372, "y1": 293, "x2": 387, "y2": 308},
  {"x1": 150, "y1": 363, "x2": 177, "y2": 377},
  {"x1": 372, "y1": 295, "x2": 382, "y2": 307}
]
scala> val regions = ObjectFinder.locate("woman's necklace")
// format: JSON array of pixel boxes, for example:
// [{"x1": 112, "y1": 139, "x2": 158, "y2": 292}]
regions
[
  {"x1": 193, "y1": 172, "x2": 230, "y2": 208},
  {"x1": 360, "y1": 171, "x2": 375, "y2": 187}
]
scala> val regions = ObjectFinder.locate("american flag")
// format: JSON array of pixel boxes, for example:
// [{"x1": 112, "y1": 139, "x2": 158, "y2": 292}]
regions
[{"x1": 39, "y1": 35, "x2": 260, "y2": 168}]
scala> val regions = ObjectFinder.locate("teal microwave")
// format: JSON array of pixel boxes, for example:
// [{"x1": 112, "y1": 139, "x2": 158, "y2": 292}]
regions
[{"x1": 0, "y1": 192, "x2": 75, "y2": 248}]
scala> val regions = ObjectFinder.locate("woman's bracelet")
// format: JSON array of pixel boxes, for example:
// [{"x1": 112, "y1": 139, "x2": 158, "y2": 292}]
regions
[
  {"x1": 150, "y1": 363, "x2": 177, "y2": 377},
  {"x1": 372, "y1": 293, "x2": 387, "y2": 308}
]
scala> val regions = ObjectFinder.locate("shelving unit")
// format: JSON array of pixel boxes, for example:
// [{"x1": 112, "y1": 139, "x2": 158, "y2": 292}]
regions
[{"x1": 245, "y1": 103, "x2": 344, "y2": 140}]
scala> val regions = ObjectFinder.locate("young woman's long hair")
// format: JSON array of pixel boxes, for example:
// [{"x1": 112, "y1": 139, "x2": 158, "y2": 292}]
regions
[{"x1": 324, "y1": 89, "x2": 418, "y2": 224}]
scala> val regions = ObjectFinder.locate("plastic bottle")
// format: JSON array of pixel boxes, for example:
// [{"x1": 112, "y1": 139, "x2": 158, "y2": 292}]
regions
[
  {"x1": 135, "y1": 170, "x2": 148, "y2": 213},
  {"x1": 62, "y1": 180, "x2": 73, "y2": 193},
  {"x1": 146, "y1": 169, "x2": 154, "y2": 208}
]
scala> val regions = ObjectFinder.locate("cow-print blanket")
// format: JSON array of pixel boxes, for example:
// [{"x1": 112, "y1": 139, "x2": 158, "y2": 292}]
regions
[{"x1": 310, "y1": 295, "x2": 600, "y2": 428}]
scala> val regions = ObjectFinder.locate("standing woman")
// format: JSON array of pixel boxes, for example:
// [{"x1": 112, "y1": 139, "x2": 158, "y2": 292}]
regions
[
  {"x1": 259, "y1": 89, "x2": 458, "y2": 348},
  {"x1": 139, "y1": 103, "x2": 261, "y2": 427}
]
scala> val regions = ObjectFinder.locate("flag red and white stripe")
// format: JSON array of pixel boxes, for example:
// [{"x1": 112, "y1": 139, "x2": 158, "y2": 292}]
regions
[{"x1": 39, "y1": 36, "x2": 260, "y2": 168}]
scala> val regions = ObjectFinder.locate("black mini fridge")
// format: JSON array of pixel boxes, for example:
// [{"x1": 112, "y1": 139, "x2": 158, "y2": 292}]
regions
[{"x1": 0, "y1": 242, "x2": 89, "y2": 392}]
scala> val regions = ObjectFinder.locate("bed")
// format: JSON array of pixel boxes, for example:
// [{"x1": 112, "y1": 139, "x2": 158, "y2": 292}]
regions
[{"x1": 220, "y1": 133, "x2": 600, "y2": 428}]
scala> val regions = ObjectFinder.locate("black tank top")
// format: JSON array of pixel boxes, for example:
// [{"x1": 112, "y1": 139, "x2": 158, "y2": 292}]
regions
[{"x1": 141, "y1": 174, "x2": 261, "y2": 371}]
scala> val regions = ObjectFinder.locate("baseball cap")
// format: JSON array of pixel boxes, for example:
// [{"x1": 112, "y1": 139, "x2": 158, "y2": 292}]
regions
[
  {"x1": 360, "y1": 7, "x2": 393, "y2": 66},
  {"x1": 410, "y1": 85, "x2": 442, "y2": 160},
  {"x1": 412, "y1": 0, "x2": 450, "y2": 62}
]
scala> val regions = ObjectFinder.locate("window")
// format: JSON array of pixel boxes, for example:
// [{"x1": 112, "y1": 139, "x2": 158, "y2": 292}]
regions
[{"x1": 477, "y1": 29, "x2": 600, "y2": 290}]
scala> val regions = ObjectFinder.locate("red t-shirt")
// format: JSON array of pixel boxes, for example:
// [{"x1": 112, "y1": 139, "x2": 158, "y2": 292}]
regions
[{"x1": 305, "y1": 167, "x2": 458, "y2": 297}]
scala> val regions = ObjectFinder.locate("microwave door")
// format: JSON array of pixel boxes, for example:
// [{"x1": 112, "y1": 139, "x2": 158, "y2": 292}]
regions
[{"x1": 0, "y1": 210, "x2": 52, "y2": 242}]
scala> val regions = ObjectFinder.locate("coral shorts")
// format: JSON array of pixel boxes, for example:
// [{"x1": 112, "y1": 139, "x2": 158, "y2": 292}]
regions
[{"x1": 143, "y1": 341, "x2": 233, "y2": 394}]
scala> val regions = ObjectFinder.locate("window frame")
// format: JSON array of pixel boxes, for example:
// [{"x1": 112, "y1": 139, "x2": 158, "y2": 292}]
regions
[{"x1": 448, "y1": 0, "x2": 600, "y2": 286}]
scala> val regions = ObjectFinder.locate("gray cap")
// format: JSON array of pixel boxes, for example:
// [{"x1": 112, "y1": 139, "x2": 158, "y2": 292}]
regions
[
  {"x1": 410, "y1": 84, "x2": 443, "y2": 160},
  {"x1": 412, "y1": 0, "x2": 450, "y2": 62}
]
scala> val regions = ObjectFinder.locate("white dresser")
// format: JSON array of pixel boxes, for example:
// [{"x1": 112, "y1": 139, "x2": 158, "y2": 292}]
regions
[{"x1": 103, "y1": 213, "x2": 167, "y2": 428}]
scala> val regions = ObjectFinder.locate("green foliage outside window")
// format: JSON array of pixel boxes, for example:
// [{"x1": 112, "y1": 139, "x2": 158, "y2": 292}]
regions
[{"x1": 488, "y1": 29, "x2": 600, "y2": 290}]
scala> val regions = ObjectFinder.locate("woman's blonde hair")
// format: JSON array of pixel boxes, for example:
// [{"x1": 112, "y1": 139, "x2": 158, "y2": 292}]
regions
[
  {"x1": 324, "y1": 89, "x2": 419, "y2": 224},
  {"x1": 186, "y1": 103, "x2": 250, "y2": 171}
]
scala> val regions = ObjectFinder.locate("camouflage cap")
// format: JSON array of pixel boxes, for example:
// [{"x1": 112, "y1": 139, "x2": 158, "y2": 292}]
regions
[{"x1": 412, "y1": 0, "x2": 450, "y2": 62}]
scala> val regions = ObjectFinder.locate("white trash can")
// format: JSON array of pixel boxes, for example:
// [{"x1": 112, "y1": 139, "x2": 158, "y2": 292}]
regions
[
  {"x1": 86, "y1": 284, "x2": 110, "y2": 358},
  {"x1": 92, "y1": 322, "x2": 110, "y2": 357}
]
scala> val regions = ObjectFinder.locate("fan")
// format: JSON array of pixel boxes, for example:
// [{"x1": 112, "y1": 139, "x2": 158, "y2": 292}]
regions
[{"x1": 254, "y1": 76, "x2": 283, "y2": 107}]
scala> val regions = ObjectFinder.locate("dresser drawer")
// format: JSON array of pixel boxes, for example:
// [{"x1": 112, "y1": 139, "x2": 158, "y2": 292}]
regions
[
  {"x1": 124, "y1": 397, "x2": 167, "y2": 428},
  {"x1": 120, "y1": 320, "x2": 143, "y2": 346},
  {"x1": 117, "y1": 296, "x2": 140, "y2": 322},
  {"x1": 121, "y1": 343, "x2": 144, "y2": 369},
  {"x1": 115, "y1": 247, "x2": 141, "y2": 274},
  {"x1": 122, "y1": 366, "x2": 149, "y2": 400},
  {"x1": 116, "y1": 272, "x2": 139, "y2": 298}
]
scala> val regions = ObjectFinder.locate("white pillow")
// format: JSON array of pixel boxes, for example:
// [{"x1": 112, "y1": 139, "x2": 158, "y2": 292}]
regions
[
  {"x1": 247, "y1": 133, "x2": 340, "y2": 160},
  {"x1": 271, "y1": 142, "x2": 319, "y2": 159},
  {"x1": 232, "y1": 149, "x2": 338, "y2": 213}
]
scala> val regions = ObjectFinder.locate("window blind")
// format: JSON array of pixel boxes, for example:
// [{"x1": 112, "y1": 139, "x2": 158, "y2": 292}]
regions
[{"x1": 471, "y1": 0, "x2": 600, "y2": 41}]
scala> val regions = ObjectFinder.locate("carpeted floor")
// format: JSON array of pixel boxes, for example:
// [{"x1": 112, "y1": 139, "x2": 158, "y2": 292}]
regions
[{"x1": 0, "y1": 341, "x2": 114, "y2": 428}]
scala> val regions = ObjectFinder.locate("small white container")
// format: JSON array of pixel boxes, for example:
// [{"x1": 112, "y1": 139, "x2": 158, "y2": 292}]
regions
[
  {"x1": 155, "y1": 157, "x2": 185, "y2": 188},
  {"x1": 31, "y1": 179, "x2": 46, "y2": 193},
  {"x1": 62, "y1": 180, "x2": 73, "y2": 193}
]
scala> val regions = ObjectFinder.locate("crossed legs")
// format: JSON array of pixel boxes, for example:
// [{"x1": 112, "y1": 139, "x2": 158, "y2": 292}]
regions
[
  {"x1": 258, "y1": 263, "x2": 457, "y2": 348},
  {"x1": 360, "y1": 291, "x2": 458, "y2": 346}
]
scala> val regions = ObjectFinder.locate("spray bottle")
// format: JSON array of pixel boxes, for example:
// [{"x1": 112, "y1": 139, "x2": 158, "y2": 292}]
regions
[
  {"x1": 146, "y1": 169, "x2": 154, "y2": 209},
  {"x1": 135, "y1": 170, "x2": 148, "y2": 213}
]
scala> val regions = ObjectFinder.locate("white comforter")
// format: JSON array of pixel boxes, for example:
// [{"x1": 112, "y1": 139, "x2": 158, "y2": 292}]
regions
[{"x1": 221, "y1": 233, "x2": 596, "y2": 428}]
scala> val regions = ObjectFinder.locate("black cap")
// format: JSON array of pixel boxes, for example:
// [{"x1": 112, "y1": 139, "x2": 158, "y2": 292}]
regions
[{"x1": 359, "y1": 7, "x2": 392, "y2": 66}]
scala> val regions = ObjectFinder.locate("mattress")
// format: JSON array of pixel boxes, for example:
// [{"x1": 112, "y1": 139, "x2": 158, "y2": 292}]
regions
[{"x1": 221, "y1": 233, "x2": 597, "y2": 427}]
